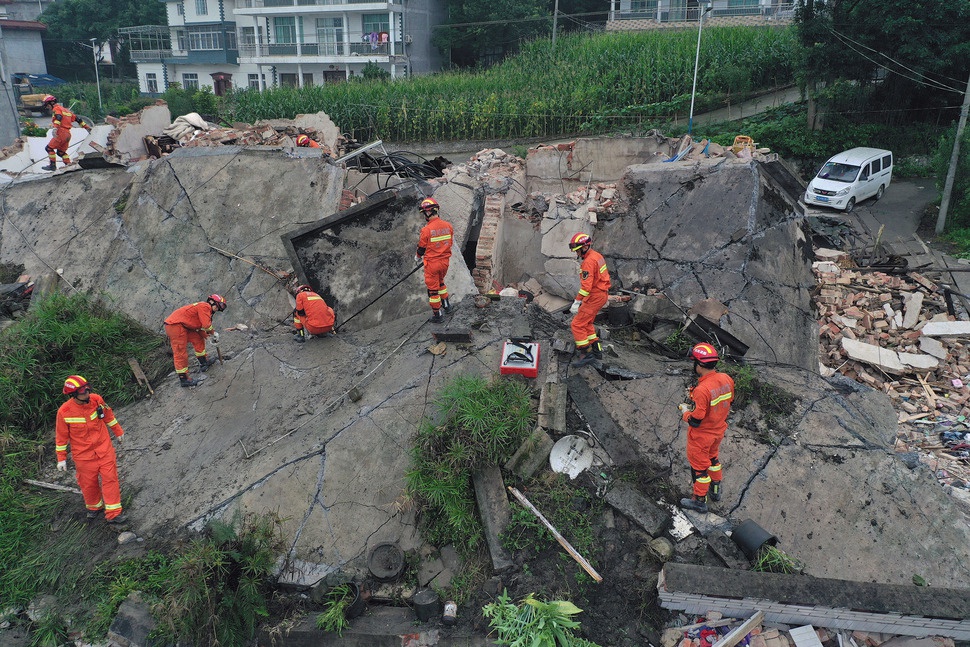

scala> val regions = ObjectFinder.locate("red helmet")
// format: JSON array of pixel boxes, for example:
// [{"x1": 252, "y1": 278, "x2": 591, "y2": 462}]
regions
[
  {"x1": 63, "y1": 374, "x2": 89, "y2": 395},
  {"x1": 208, "y1": 294, "x2": 227, "y2": 312},
  {"x1": 42, "y1": 95, "x2": 56, "y2": 105},
  {"x1": 296, "y1": 284, "x2": 313, "y2": 293},
  {"x1": 296, "y1": 134, "x2": 310, "y2": 147},
  {"x1": 689, "y1": 343, "x2": 719, "y2": 365},
  {"x1": 419, "y1": 198, "x2": 439, "y2": 217},
  {"x1": 569, "y1": 233, "x2": 591, "y2": 252}
]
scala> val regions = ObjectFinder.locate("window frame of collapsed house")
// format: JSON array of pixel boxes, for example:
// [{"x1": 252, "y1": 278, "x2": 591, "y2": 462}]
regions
[
  {"x1": 182, "y1": 73, "x2": 199, "y2": 90},
  {"x1": 146, "y1": 73, "x2": 158, "y2": 94}
]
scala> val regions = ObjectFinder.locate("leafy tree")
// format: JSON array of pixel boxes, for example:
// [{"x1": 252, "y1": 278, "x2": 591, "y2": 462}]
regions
[
  {"x1": 39, "y1": 0, "x2": 165, "y2": 80},
  {"x1": 433, "y1": 0, "x2": 550, "y2": 67},
  {"x1": 795, "y1": 0, "x2": 970, "y2": 130}
]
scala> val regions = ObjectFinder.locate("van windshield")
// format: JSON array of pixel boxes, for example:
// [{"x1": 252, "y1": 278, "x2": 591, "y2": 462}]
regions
[{"x1": 817, "y1": 162, "x2": 860, "y2": 183}]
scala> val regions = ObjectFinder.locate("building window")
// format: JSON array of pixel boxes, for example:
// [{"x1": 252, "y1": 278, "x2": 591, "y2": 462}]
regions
[
  {"x1": 195, "y1": 0, "x2": 208, "y2": 15},
  {"x1": 225, "y1": 30, "x2": 236, "y2": 50},
  {"x1": 274, "y1": 16, "x2": 297, "y2": 43},
  {"x1": 241, "y1": 26, "x2": 256, "y2": 45},
  {"x1": 316, "y1": 17, "x2": 343, "y2": 55},
  {"x1": 188, "y1": 27, "x2": 222, "y2": 50},
  {"x1": 146, "y1": 73, "x2": 158, "y2": 93},
  {"x1": 279, "y1": 73, "x2": 297, "y2": 88},
  {"x1": 182, "y1": 73, "x2": 199, "y2": 90},
  {"x1": 362, "y1": 13, "x2": 389, "y2": 35},
  {"x1": 248, "y1": 73, "x2": 260, "y2": 89},
  {"x1": 176, "y1": 2, "x2": 184, "y2": 15},
  {"x1": 302, "y1": 73, "x2": 313, "y2": 87},
  {"x1": 175, "y1": 29, "x2": 187, "y2": 51}
]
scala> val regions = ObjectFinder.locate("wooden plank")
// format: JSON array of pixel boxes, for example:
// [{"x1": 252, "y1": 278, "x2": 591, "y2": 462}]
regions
[
  {"x1": 127, "y1": 357, "x2": 154, "y2": 395},
  {"x1": 711, "y1": 611, "x2": 765, "y2": 647},
  {"x1": 25, "y1": 479, "x2": 82, "y2": 494},
  {"x1": 916, "y1": 373, "x2": 937, "y2": 409}
]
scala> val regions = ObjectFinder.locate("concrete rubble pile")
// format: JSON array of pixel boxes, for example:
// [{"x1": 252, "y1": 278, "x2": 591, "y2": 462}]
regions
[
  {"x1": 812, "y1": 247, "x2": 970, "y2": 499},
  {"x1": 156, "y1": 115, "x2": 340, "y2": 155},
  {"x1": 663, "y1": 615, "x2": 954, "y2": 647}
]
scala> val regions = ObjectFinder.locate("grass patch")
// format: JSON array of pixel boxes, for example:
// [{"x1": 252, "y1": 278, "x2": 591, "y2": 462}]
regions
[
  {"x1": 405, "y1": 375, "x2": 535, "y2": 553},
  {"x1": 483, "y1": 590, "x2": 602, "y2": 647}
]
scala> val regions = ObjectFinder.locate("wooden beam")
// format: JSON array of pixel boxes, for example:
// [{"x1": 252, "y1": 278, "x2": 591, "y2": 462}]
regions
[{"x1": 711, "y1": 611, "x2": 765, "y2": 647}]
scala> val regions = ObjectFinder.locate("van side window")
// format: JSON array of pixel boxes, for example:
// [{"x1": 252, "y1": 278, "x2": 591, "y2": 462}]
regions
[
  {"x1": 860, "y1": 164, "x2": 869, "y2": 180},
  {"x1": 882, "y1": 154, "x2": 892, "y2": 168},
  {"x1": 871, "y1": 159, "x2": 881, "y2": 173}
]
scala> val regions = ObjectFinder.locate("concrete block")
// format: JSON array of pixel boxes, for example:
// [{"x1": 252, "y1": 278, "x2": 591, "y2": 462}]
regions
[
  {"x1": 471, "y1": 466, "x2": 514, "y2": 572},
  {"x1": 902, "y1": 292, "x2": 924, "y2": 329},
  {"x1": 921, "y1": 321, "x2": 970, "y2": 337},
  {"x1": 603, "y1": 482, "x2": 670, "y2": 537},
  {"x1": 919, "y1": 337, "x2": 947, "y2": 359},
  {"x1": 108, "y1": 593, "x2": 157, "y2": 647},
  {"x1": 539, "y1": 381, "x2": 567, "y2": 433},
  {"x1": 897, "y1": 351, "x2": 939, "y2": 371},
  {"x1": 841, "y1": 338, "x2": 906, "y2": 373},
  {"x1": 504, "y1": 426, "x2": 554, "y2": 480}
]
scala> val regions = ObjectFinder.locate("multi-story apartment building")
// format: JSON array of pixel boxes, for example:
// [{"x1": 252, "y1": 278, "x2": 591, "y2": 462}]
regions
[{"x1": 123, "y1": 0, "x2": 445, "y2": 95}]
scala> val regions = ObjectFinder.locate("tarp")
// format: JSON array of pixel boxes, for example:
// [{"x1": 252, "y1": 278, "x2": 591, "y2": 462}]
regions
[{"x1": 14, "y1": 73, "x2": 67, "y2": 87}]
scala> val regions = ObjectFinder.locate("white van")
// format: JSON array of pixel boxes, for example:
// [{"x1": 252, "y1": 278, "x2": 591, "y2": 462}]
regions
[{"x1": 804, "y1": 148, "x2": 893, "y2": 212}]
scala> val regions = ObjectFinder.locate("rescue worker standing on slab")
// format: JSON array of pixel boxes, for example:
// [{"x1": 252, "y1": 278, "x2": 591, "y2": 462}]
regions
[
  {"x1": 568, "y1": 233, "x2": 610, "y2": 367},
  {"x1": 56, "y1": 375, "x2": 127, "y2": 524},
  {"x1": 164, "y1": 294, "x2": 227, "y2": 387},
  {"x1": 42, "y1": 95, "x2": 91, "y2": 172},
  {"x1": 292, "y1": 284, "x2": 335, "y2": 342},
  {"x1": 679, "y1": 343, "x2": 735, "y2": 513},
  {"x1": 295, "y1": 134, "x2": 321, "y2": 149},
  {"x1": 415, "y1": 197, "x2": 454, "y2": 323}
]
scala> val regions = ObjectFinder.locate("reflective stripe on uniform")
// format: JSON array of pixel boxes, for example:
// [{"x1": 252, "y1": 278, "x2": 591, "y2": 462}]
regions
[
  {"x1": 107, "y1": 419, "x2": 118, "y2": 427},
  {"x1": 430, "y1": 234, "x2": 452, "y2": 243},
  {"x1": 599, "y1": 264, "x2": 607, "y2": 274},
  {"x1": 711, "y1": 392, "x2": 733, "y2": 406},
  {"x1": 64, "y1": 417, "x2": 86, "y2": 423},
  {"x1": 578, "y1": 289, "x2": 590, "y2": 297},
  {"x1": 56, "y1": 444, "x2": 68, "y2": 451}
]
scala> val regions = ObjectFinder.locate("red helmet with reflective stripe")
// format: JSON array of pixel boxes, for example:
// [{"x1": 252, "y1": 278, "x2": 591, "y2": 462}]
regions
[
  {"x1": 208, "y1": 294, "x2": 227, "y2": 311},
  {"x1": 296, "y1": 284, "x2": 313, "y2": 293},
  {"x1": 569, "y1": 233, "x2": 591, "y2": 252},
  {"x1": 42, "y1": 95, "x2": 56, "y2": 105},
  {"x1": 296, "y1": 134, "x2": 310, "y2": 147},
  {"x1": 63, "y1": 374, "x2": 89, "y2": 395},
  {"x1": 419, "y1": 198, "x2": 439, "y2": 217},
  {"x1": 689, "y1": 343, "x2": 719, "y2": 364}
]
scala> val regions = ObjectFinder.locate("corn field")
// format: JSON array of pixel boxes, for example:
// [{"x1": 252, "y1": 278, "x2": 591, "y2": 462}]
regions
[{"x1": 221, "y1": 27, "x2": 799, "y2": 142}]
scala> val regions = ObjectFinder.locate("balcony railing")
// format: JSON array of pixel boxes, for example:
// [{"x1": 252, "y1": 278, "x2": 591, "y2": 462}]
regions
[
  {"x1": 238, "y1": 40, "x2": 400, "y2": 58},
  {"x1": 609, "y1": 2, "x2": 795, "y2": 22},
  {"x1": 237, "y1": 0, "x2": 399, "y2": 7}
]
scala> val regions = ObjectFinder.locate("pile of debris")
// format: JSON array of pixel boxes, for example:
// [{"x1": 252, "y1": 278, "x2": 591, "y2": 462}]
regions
[
  {"x1": 812, "y1": 247, "x2": 970, "y2": 498},
  {"x1": 663, "y1": 614, "x2": 954, "y2": 647}
]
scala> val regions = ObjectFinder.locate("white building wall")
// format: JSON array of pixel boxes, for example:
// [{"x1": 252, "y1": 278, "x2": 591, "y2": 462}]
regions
[
  {"x1": 138, "y1": 63, "x2": 166, "y2": 94},
  {"x1": 0, "y1": 29, "x2": 47, "y2": 74}
]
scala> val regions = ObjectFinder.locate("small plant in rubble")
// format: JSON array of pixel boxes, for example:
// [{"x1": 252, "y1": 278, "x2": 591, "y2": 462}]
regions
[
  {"x1": 751, "y1": 545, "x2": 804, "y2": 575},
  {"x1": 482, "y1": 590, "x2": 602, "y2": 647}
]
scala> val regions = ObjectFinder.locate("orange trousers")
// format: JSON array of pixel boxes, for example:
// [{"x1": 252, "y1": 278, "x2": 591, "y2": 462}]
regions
[
  {"x1": 570, "y1": 291, "x2": 607, "y2": 350},
  {"x1": 165, "y1": 323, "x2": 207, "y2": 374},
  {"x1": 687, "y1": 429, "x2": 723, "y2": 498},
  {"x1": 47, "y1": 128, "x2": 71, "y2": 158},
  {"x1": 423, "y1": 258, "x2": 450, "y2": 311},
  {"x1": 295, "y1": 316, "x2": 334, "y2": 335},
  {"x1": 75, "y1": 453, "x2": 123, "y2": 520}
]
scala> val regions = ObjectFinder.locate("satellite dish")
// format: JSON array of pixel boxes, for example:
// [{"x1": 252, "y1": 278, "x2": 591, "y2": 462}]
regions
[{"x1": 549, "y1": 435, "x2": 594, "y2": 479}]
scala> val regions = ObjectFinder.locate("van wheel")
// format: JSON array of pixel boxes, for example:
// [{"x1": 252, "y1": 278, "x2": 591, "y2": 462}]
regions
[
  {"x1": 845, "y1": 198, "x2": 856, "y2": 213},
  {"x1": 875, "y1": 185, "x2": 885, "y2": 201}
]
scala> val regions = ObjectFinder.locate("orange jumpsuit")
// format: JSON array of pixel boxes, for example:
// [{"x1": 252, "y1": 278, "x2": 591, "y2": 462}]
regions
[
  {"x1": 164, "y1": 302, "x2": 215, "y2": 375},
  {"x1": 417, "y1": 215, "x2": 453, "y2": 313},
  {"x1": 570, "y1": 249, "x2": 611, "y2": 351},
  {"x1": 303, "y1": 139, "x2": 321, "y2": 148},
  {"x1": 294, "y1": 290, "x2": 335, "y2": 335},
  {"x1": 56, "y1": 393, "x2": 125, "y2": 519},
  {"x1": 682, "y1": 370, "x2": 735, "y2": 498},
  {"x1": 47, "y1": 104, "x2": 88, "y2": 165}
]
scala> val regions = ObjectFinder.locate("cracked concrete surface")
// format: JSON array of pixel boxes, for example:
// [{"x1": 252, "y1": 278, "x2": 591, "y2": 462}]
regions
[{"x1": 2, "y1": 139, "x2": 968, "y2": 595}]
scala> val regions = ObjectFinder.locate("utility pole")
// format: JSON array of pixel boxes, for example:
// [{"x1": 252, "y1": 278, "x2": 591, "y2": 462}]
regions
[
  {"x1": 551, "y1": 0, "x2": 559, "y2": 54},
  {"x1": 936, "y1": 72, "x2": 970, "y2": 234},
  {"x1": 687, "y1": 3, "x2": 711, "y2": 136},
  {"x1": 88, "y1": 39, "x2": 103, "y2": 113}
]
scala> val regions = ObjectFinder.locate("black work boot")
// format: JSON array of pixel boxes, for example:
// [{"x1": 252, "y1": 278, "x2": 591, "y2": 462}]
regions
[
  {"x1": 198, "y1": 355, "x2": 212, "y2": 372},
  {"x1": 294, "y1": 329, "x2": 307, "y2": 343},
  {"x1": 429, "y1": 309, "x2": 444, "y2": 324},
  {"x1": 680, "y1": 496, "x2": 708, "y2": 513},
  {"x1": 571, "y1": 350, "x2": 596, "y2": 368},
  {"x1": 106, "y1": 513, "x2": 129, "y2": 525},
  {"x1": 178, "y1": 374, "x2": 198, "y2": 388},
  {"x1": 710, "y1": 482, "x2": 722, "y2": 502},
  {"x1": 42, "y1": 162, "x2": 56, "y2": 171},
  {"x1": 592, "y1": 341, "x2": 604, "y2": 360},
  {"x1": 442, "y1": 297, "x2": 452, "y2": 314}
]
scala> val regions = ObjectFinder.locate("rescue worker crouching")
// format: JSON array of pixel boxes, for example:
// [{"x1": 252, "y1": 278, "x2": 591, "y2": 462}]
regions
[
  {"x1": 679, "y1": 343, "x2": 735, "y2": 513},
  {"x1": 42, "y1": 95, "x2": 91, "y2": 172},
  {"x1": 568, "y1": 233, "x2": 610, "y2": 368},
  {"x1": 292, "y1": 284, "x2": 335, "y2": 342},
  {"x1": 164, "y1": 294, "x2": 227, "y2": 387},
  {"x1": 56, "y1": 375, "x2": 128, "y2": 524},
  {"x1": 295, "y1": 134, "x2": 321, "y2": 148},
  {"x1": 415, "y1": 197, "x2": 454, "y2": 324}
]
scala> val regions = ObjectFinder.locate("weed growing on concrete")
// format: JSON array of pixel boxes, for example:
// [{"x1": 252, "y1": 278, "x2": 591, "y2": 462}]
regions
[
  {"x1": 663, "y1": 329, "x2": 693, "y2": 355},
  {"x1": 153, "y1": 512, "x2": 286, "y2": 647},
  {"x1": 406, "y1": 375, "x2": 534, "y2": 551},
  {"x1": 751, "y1": 545, "x2": 804, "y2": 575},
  {"x1": 482, "y1": 590, "x2": 602, "y2": 647},
  {"x1": 721, "y1": 362, "x2": 798, "y2": 434},
  {"x1": 314, "y1": 583, "x2": 354, "y2": 636}
]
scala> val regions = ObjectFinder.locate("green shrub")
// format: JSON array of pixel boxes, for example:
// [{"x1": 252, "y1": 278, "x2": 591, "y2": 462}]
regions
[
  {"x1": 315, "y1": 583, "x2": 355, "y2": 636},
  {"x1": 154, "y1": 512, "x2": 286, "y2": 646},
  {"x1": 482, "y1": 590, "x2": 602, "y2": 647},
  {"x1": 405, "y1": 375, "x2": 534, "y2": 551}
]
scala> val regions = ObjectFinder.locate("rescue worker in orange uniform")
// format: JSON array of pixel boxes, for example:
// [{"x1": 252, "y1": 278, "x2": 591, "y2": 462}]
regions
[
  {"x1": 164, "y1": 294, "x2": 227, "y2": 387},
  {"x1": 415, "y1": 197, "x2": 454, "y2": 323},
  {"x1": 42, "y1": 95, "x2": 91, "y2": 172},
  {"x1": 568, "y1": 233, "x2": 610, "y2": 367},
  {"x1": 293, "y1": 284, "x2": 335, "y2": 342},
  {"x1": 679, "y1": 343, "x2": 735, "y2": 513},
  {"x1": 55, "y1": 375, "x2": 127, "y2": 524},
  {"x1": 295, "y1": 134, "x2": 321, "y2": 148}
]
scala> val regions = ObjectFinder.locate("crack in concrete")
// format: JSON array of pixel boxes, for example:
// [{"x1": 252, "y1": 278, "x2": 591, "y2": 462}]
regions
[{"x1": 165, "y1": 159, "x2": 199, "y2": 219}]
